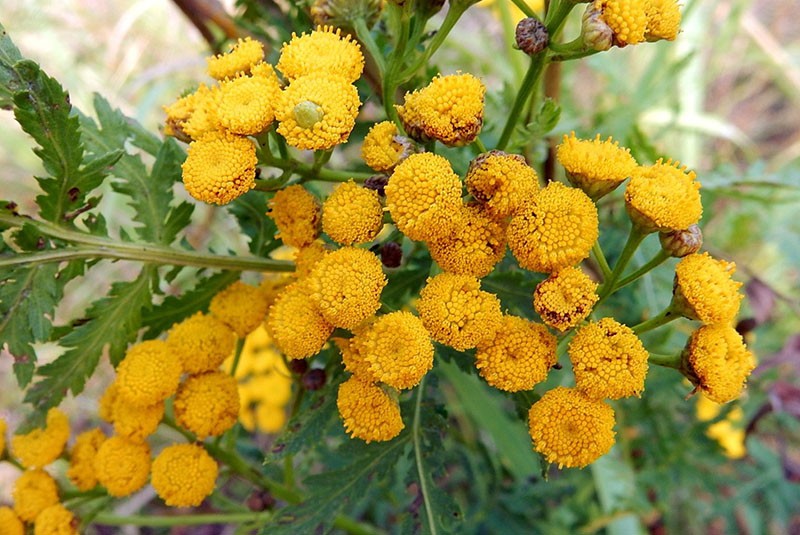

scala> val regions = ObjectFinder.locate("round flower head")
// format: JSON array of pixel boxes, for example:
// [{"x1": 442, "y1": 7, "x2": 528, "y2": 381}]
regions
[
  {"x1": 181, "y1": 131, "x2": 257, "y2": 206},
  {"x1": 336, "y1": 335, "x2": 376, "y2": 381},
  {"x1": 166, "y1": 312, "x2": 235, "y2": 373},
  {"x1": 112, "y1": 399, "x2": 164, "y2": 442},
  {"x1": 682, "y1": 324, "x2": 755, "y2": 404},
  {"x1": 67, "y1": 429, "x2": 106, "y2": 491},
  {"x1": 645, "y1": 0, "x2": 681, "y2": 41},
  {"x1": 217, "y1": 72, "x2": 282, "y2": 136},
  {"x1": 266, "y1": 281, "x2": 334, "y2": 359},
  {"x1": 210, "y1": 281, "x2": 270, "y2": 337},
  {"x1": 475, "y1": 315, "x2": 557, "y2": 392},
  {"x1": 673, "y1": 252, "x2": 743, "y2": 324},
  {"x1": 337, "y1": 375, "x2": 404, "y2": 443},
  {"x1": 240, "y1": 371, "x2": 292, "y2": 407},
  {"x1": 398, "y1": 73, "x2": 486, "y2": 146},
  {"x1": 151, "y1": 444, "x2": 218, "y2": 507},
  {"x1": 427, "y1": 203, "x2": 507, "y2": 278},
  {"x1": 93, "y1": 436, "x2": 151, "y2": 498},
  {"x1": 322, "y1": 181, "x2": 384, "y2": 245},
  {"x1": 12, "y1": 470, "x2": 59, "y2": 522},
  {"x1": 11, "y1": 408, "x2": 69, "y2": 469},
  {"x1": 116, "y1": 340, "x2": 182, "y2": 407},
  {"x1": 0, "y1": 507, "x2": 24, "y2": 535},
  {"x1": 268, "y1": 185, "x2": 322, "y2": 248},
  {"x1": 293, "y1": 240, "x2": 330, "y2": 280},
  {"x1": 277, "y1": 26, "x2": 364, "y2": 83},
  {"x1": 361, "y1": 121, "x2": 407, "y2": 172},
  {"x1": 276, "y1": 74, "x2": 361, "y2": 151},
  {"x1": 528, "y1": 387, "x2": 616, "y2": 468},
  {"x1": 465, "y1": 150, "x2": 539, "y2": 220},
  {"x1": 594, "y1": 0, "x2": 648, "y2": 46},
  {"x1": 34, "y1": 504, "x2": 77, "y2": 535},
  {"x1": 384, "y1": 153, "x2": 463, "y2": 242},
  {"x1": 508, "y1": 182, "x2": 599, "y2": 273},
  {"x1": 569, "y1": 318, "x2": 649, "y2": 400},
  {"x1": 163, "y1": 87, "x2": 203, "y2": 143},
  {"x1": 556, "y1": 133, "x2": 638, "y2": 200},
  {"x1": 253, "y1": 403, "x2": 288, "y2": 433},
  {"x1": 624, "y1": 159, "x2": 702, "y2": 233},
  {"x1": 174, "y1": 371, "x2": 240, "y2": 439},
  {"x1": 534, "y1": 266, "x2": 599, "y2": 332},
  {"x1": 207, "y1": 37, "x2": 265, "y2": 80},
  {"x1": 416, "y1": 273, "x2": 503, "y2": 351}
]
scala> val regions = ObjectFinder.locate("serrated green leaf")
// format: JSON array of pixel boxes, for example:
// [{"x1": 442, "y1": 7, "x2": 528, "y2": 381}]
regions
[
  {"x1": 481, "y1": 269, "x2": 542, "y2": 316},
  {"x1": 0, "y1": 23, "x2": 24, "y2": 109},
  {"x1": 227, "y1": 191, "x2": 280, "y2": 255}
]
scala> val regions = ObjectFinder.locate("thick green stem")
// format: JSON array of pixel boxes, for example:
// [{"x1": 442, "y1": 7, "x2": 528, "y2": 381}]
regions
[
  {"x1": 648, "y1": 352, "x2": 681, "y2": 369},
  {"x1": 496, "y1": 54, "x2": 547, "y2": 150},
  {"x1": 598, "y1": 225, "x2": 648, "y2": 299},
  {"x1": 616, "y1": 249, "x2": 671, "y2": 290},
  {"x1": 632, "y1": 307, "x2": 679, "y2": 335},
  {"x1": 229, "y1": 338, "x2": 246, "y2": 377},
  {"x1": 353, "y1": 17, "x2": 386, "y2": 77},
  {"x1": 413, "y1": 376, "x2": 437, "y2": 535},
  {"x1": 472, "y1": 136, "x2": 488, "y2": 154},
  {"x1": 510, "y1": 0, "x2": 539, "y2": 18},
  {"x1": 544, "y1": 0, "x2": 575, "y2": 35},
  {"x1": 92, "y1": 512, "x2": 271, "y2": 527},
  {"x1": 400, "y1": 6, "x2": 467, "y2": 81},
  {"x1": 592, "y1": 241, "x2": 612, "y2": 281}
]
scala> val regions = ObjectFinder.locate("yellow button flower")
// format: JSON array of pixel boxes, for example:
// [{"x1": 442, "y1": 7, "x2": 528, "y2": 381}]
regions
[
  {"x1": 682, "y1": 324, "x2": 755, "y2": 404},
  {"x1": 336, "y1": 335, "x2": 377, "y2": 382},
  {"x1": 528, "y1": 387, "x2": 616, "y2": 468},
  {"x1": 268, "y1": 184, "x2": 322, "y2": 248},
  {"x1": 167, "y1": 312, "x2": 236, "y2": 373},
  {"x1": 12, "y1": 470, "x2": 59, "y2": 522},
  {"x1": 0, "y1": 506, "x2": 24, "y2": 535},
  {"x1": 384, "y1": 153, "x2": 463, "y2": 242},
  {"x1": 337, "y1": 375, "x2": 404, "y2": 443},
  {"x1": 151, "y1": 444, "x2": 219, "y2": 507},
  {"x1": 266, "y1": 280, "x2": 334, "y2": 359},
  {"x1": 475, "y1": 315, "x2": 557, "y2": 392},
  {"x1": 645, "y1": 0, "x2": 681, "y2": 41},
  {"x1": 207, "y1": 37, "x2": 265, "y2": 80},
  {"x1": 93, "y1": 436, "x2": 151, "y2": 498},
  {"x1": 398, "y1": 73, "x2": 486, "y2": 146},
  {"x1": 416, "y1": 273, "x2": 503, "y2": 351},
  {"x1": 217, "y1": 72, "x2": 282, "y2": 136},
  {"x1": 112, "y1": 399, "x2": 164, "y2": 442},
  {"x1": 174, "y1": 371, "x2": 240, "y2": 439},
  {"x1": 210, "y1": 282, "x2": 270, "y2": 338},
  {"x1": 277, "y1": 26, "x2": 364, "y2": 83},
  {"x1": 508, "y1": 182, "x2": 599, "y2": 273},
  {"x1": 534, "y1": 266, "x2": 599, "y2": 332},
  {"x1": 465, "y1": 150, "x2": 539, "y2": 220},
  {"x1": 361, "y1": 121, "x2": 406, "y2": 172},
  {"x1": 569, "y1": 318, "x2": 649, "y2": 400},
  {"x1": 673, "y1": 252, "x2": 743, "y2": 324},
  {"x1": 116, "y1": 340, "x2": 182, "y2": 407},
  {"x1": 293, "y1": 240, "x2": 331, "y2": 280},
  {"x1": 322, "y1": 181, "x2": 384, "y2": 245},
  {"x1": 11, "y1": 408, "x2": 69, "y2": 469},
  {"x1": 556, "y1": 132, "x2": 638, "y2": 200},
  {"x1": 67, "y1": 428, "x2": 106, "y2": 492},
  {"x1": 624, "y1": 159, "x2": 702, "y2": 233},
  {"x1": 696, "y1": 394, "x2": 746, "y2": 459},
  {"x1": 594, "y1": 0, "x2": 648, "y2": 45},
  {"x1": 182, "y1": 131, "x2": 257, "y2": 206},
  {"x1": 34, "y1": 504, "x2": 77, "y2": 535}
]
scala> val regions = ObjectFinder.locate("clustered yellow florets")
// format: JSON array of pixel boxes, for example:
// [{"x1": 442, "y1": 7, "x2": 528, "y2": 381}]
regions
[
  {"x1": 594, "y1": 0, "x2": 648, "y2": 45},
  {"x1": 337, "y1": 375, "x2": 404, "y2": 443},
  {"x1": 93, "y1": 436, "x2": 151, "y2": 497},
  {"x1": 277, "y1": 26, "x2": 364, "y2": 83},
  {"x1": 556, "y1": 132, "x2": 638, "y2": 200},
  {"x1": 174, "y1": 371, "x2": 240, "y2": 439},
  {"x1": 625, "y1": 159, "x2": 702, "y2": 233},
  {"x1": 361, "y1": 121, "x2": 405, "y2": 172},
  {"x1": 115, "y1": 340, "x2": 182, "y2": 407},
  {"x1": 11, "y1": 408, "x2": 69, "y2": 469},
  {"x1": 427, "y1": 204, "x2": 506, "y2": 277},
  {"x1": 534, "y1": 266, "x2": 599, "y2": 332},
  {"x1": 645, "y1": 0, "x2": 682, "y2": 41},
  {"x1": 167, "y1": 312, "x2": 235, "y2": 373},
  {"x1": 0, "y1": 506, "x2": 24, "y2": 535},
  {"x1": 67, "y1": 428, "x2": 107, "y2": 491},
  {"x1": 209, "y1": 281, "x2": 270, "y2": 337},
  {"x1": 112, "y1": 398, "x2": 164, "y2": 442},
  {"x1": 34, "y1": 504, "x2": 77, "y2": 535},
  {"x1": 181, "y1": 131, "x2": 257, "y2": 205},
  {"x1": 683, "y1": 324, "x2": 755, "y2": 403},
  {"x1": 673, "y1": 252, "x2": 743, "y2": 324},
  {"x1": 217, "y1": 73, "x2": 281, "y2": 136},
  {"x1": 12, "y1": 469, "x2": 60, "y2": 522},
  {"x1": 267, "y1": 281, "x2": 334, "y2": 359},
  {"x1": 293, "y1": 240, "x2": 330, "y2": 279},
  {"x1": 207, "y1": 37, "x2": 265, "y2": 80},
  {"x1": 151, "y1": 444, "x2": 218, "y2": 507},
  {"x1": 268, "y1": 185, "x2": 322, "y2": 248},
  {"x1": 322, "y1": 181, "x2": 384, "y2": 245},
  {"x1": 465, "y1": 150, "x2": 539, "y2": 220}
]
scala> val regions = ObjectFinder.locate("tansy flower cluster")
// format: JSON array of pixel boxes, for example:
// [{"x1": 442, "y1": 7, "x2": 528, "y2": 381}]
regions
[{"x1": 587, "y1": 0, "x2": 682, "y2": 48}]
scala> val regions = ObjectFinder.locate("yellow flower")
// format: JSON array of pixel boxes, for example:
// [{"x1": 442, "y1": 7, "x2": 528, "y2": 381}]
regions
[
  {"x1": 594, "y1": 0, "x2": 648, "y2": 45},
  {"x1": 384, "y1": 153, "x2": 463, "y2": 242},
  {"x1": 416, "y1": 273, "x2": 503, "y2": 351},
  {"x1": 166, "y1": 312, "x2": 236, "y2": 373},
  {"x1": 397, "y1": 73, "x2": 486, "y2": 146},
  {"x1": 673, "y1": 252, "x2": 743, "y2": 324},
  {"x1": 696, "y1": 395, "x2": 746, "y2": 459},
  {"x1": 240, "y1": 372, "x2": 293, "y2": 407},
  {"x1": 361, "y1": 121, "x2": 406, "y2": 172},
  {"x1": 427, "y1": 203, "x2": 507, "y2": 278},
  {"x1": 465, "y1": 150, "x2": 539, "y2": 220},
  {"x1": 181, "y1": 131, "x2": 257, "y2": 206},
  {"x1": 0, "y1": 418, "x2": 6, "y2": 457},
  {"x1": 682, "y1": 324, "x2": 755, "y2": 404},
  {"x1": 624, "y1": 159, "x2": 702, "y2": 233},
  {"x1": 67, "y1": 429, "x2": 106, "y2": 491},
  {"x1": 112, "y1": 399, "x2": 164, "y2": 442},
  {"x1": 337, "y1": 375, "x2": 404, "y2": 443},
  {"x1": 12, "y1": 470, "x2": 59, "y2": 522},
  {"x1": 293, "y1": 240, "x2": 331, "y2": 280},
  {"x1": 508, "y1": 182, "x2": 599, "y2": 273},
  {"x1": 475, "y1": 315, "x2": 557, "y2": 392},
  {"x1": 210, "y1": 281, "x2": 270, "y2": 338},
  {"x1": 277, "y1": 26, "x2": 364, "y2": 83},
  {"x1": 163, "y1": 84, "x2": 223, "y2": 142},
  {"x1": 645, "y1": 0, "x2": 681, "y2": 41},
  {"x1": 556, "y1": 132, "x2": 638, "y2": 200},
  {"x1": 93, "y1": 436, "x2": 151, "y2": 498},
  {"x1": 253, "y1": 404, "x2": 288, "y2": 433},
  {"x1": 569, "y1": 318, "x2": 649, "y2": 399},
  {"x1": 268, "y1": 185, "x2": 322, "y2": 248},
  {"x1": 528, "y1": 387, "x2": 616, "y2": 468},
  {"x1": 322, "y1": 181, "x2": 384, "y2": 245},
  {"x1": 534, "y1": 266, "x2": 599, "y2": 332},
  {"x1": 266, "y1": 281, "x2": 334, "y2": 359},
  {"x1": 276, "y1": 74, "x2": 361, "y2": 151},
  {"x1": 11, "y1": 408, "x2": 69, "y2": 469},
  {"x1": 116, "y1": 340, "x2": 183, "y2": 407},
  {"x1": 207, "y1": 37, "x2": 265, "y2": 80},
  {"x1": 0, "y1": 506, "x2": 24, "y2": 535},
  {"x1": 98, "y1": 381, "x2": 119, "y2": 424},
  {"x1": 336, "y1": 335, "x2": 376, "y2": 381},
  {"x1": 174, "y1": 371, "x2": 240, "y2": 439},
  {"x1": 151, "y1": 444, "x2": 218, "y2": 507},
  {"x1": 217, "y1": 72, "x2": 282, "y2": 136},
  {"x1": 34, "y1": 504, "x2": 77, "y2": 535},
  {"x1": 307, "y1": 247, "x2": 387, "y2": 329}
]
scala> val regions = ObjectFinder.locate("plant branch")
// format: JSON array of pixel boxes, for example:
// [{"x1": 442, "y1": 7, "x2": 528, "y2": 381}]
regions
[
  {"x1": 92, "y1": 511, "x2": 271, "y2": 527},
  {"x1": 616, "y1": 249, "x2": 671, "y2": 290},
  {"x1": 496, "y1": 54, "x2": 547, "y2": 150},
  {"x1": 413, "y1": 376, "x2": 437, "y2": 535},
  {"x1": 632, "y1": 307, "x2": 680, "y2": 335}
]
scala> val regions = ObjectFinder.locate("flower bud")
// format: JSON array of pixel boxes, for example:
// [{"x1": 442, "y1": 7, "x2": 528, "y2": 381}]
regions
[
  {"x1": 581, "y1": 6, "x2": 613, "y2": 51},
  {"x1": 419, "y1": 0, "x2": 446, "y2": 18},
  {"x1": 288, "y1": 359, "x2": 310, "y2": 375},
  {"x1": 364, "y1": 174, "x2": 389, "y2": 196},
  {"x1": 310, "y1": 0, "x2": 384, "y2": 29},
  {"x1": 659, "y1": 225, "x2": 702, "y2": 258},
  {"x1": 302, "y1": 368, "x2": 327, "y2": 390},
  {"x1": 380, "y1": 241, "x2": 403, "y2": 268},
  {"x1": 293, "y1": 101, "x2": 325, "y2": 129},
  {"x1": 515, "y1": 18, "x2": 549, "y2": 56}
]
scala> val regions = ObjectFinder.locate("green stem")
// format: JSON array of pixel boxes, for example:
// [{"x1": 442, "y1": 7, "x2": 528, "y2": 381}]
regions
[
  {"x1": 510, "y1": 0, "x2": 539, "y2": 18},
  {"x1": 413, "y1": 376, "x2": 437, "y2": 535},
  {"x1": 353, "y1": 17, "x2": 386, "y2": 77},
  {"x1": 544, "y1": 0, "x2": 575, "y2": 35},
  {"x1": 229, "y1": 338, "x2": 246, "y2": 378},
  {"x1": 263, "y1": 156, "x2": 372, "y2": 182},
  {"x1": 616, "y1": 249, "x2": 671, "y2": 290},
  {"x1": 598, "y1": 225, "x2": 647, "y2": 300},
  {"x1": 631, "y1": 307, "x2": 679, "y2": 335},
  {"x1": 92, "y1": 512, "x2": 271, "y2": 527},
  {"x1": 399, "y1": 6, "x2": 467, "y2": 81},
  {"x1": 648, "y1": 352, "x2": 681, "y2": 369},
  {"x1": 472, "y1": 136, "x2": 488, "y2": 154},
  {"x1": 591, "y1": 241, "x2": 612, "y2": 281},
  {"x1": 496, "y1": 54, "x2": 547, "y2": 151}
]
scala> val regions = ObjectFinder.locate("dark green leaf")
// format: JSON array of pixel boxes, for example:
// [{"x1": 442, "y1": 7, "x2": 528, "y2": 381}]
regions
[
  {"x1": 227, "y1": 190, "x2": 280, "y2": 255},
  {"x1": 481, "y1": 269, "x2": 542, "y2": 316},
  {"x1": 0, "y1": 22, "x2": 24, "y2": 108}
]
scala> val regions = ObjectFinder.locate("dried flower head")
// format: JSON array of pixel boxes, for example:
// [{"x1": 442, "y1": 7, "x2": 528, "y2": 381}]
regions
[
  {"x1": 93, "y1": 437, "x2": 151, "y2": 497},
  {"x1": 682, "y1": 324, "x2": 755, "y2": 403},
  {"x1": 337, "y1": 376, "x2": 404, "y2": 442},
  {"x1": 174, "y1": 371, "x2": 240, "y2": 439},
  {"x1": 268, "y1": 184, "x2": 322, "y2": 248},
  {"x1": 210, "y1": 281, "x2": 271, "y2": 338},
  {"x1": 465, "y1": 150, "x2": 539, "y2": 220},
  {"x1": 277, "y1": 26, "x2": 364, "y2": 83},
  {"x1": 181, "y1": 131, "x2": 257, "y2": 205},
  {"x1": 207, "y1": 37, "x2": 265, "y2": 80},
  {"x1": 673, "y1": 252, "x2": 743, "y2": 324},
  {"x1": 534, "y1": 266, "x2": 599, "y2": 332},
  {"x1": 556, "y1": 132, "x2": 638, "y2": 200},
  {"x1": 151, "y1": 444, "x2": 219, "y2": 507},
  {"x1": 322, "y1": 181, "x2": 384, "y2": 245},
  {"x1": 625, "y1": 159, "x2": 702, "y2": 233}
]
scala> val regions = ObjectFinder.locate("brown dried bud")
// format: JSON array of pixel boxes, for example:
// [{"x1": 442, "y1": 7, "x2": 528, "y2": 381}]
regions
[
  {"x1": 515, "y1": 18, "x2": 549, "y2": 56},
  {"x1": 302, "y1": 368, "x2": 327, "y2": 390},
  {"x1": 581, "y1": 5, "x2": 613, "y2": 51},
  {"x1": 659, "y1": 225, "x2": 703, "y2": 258},
  {"x1": 310, "y1": 0, "x2": 384, "y2": 28},
  {"x1": 288, "y1": 359, "x2": 309, "y2": 375},
  {"x1": 364, "y1": 174, "x2": 389, "y2": 197},
  {"x1": 380, "y1": 241, "x2": 403, "y2": 268}
]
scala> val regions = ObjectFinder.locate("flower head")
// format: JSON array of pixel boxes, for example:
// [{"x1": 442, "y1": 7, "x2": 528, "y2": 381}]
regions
[
  {"x1": 12, "y1": 470, "x2": 59, "y2": 522},
  {"x1": 337, "y1": 376, "x2": 404, "y2": 442},
  {"x1": 174, "y1": 371, "x2": 240, "y2": 439},
  {"x1": 207, "y1": 37, "x2": 265, "y2": 80},
  {"x1": 266, "y1": 281, "x2": 334, "y2": 359},
  {"x1": 0, "y1": 507, "x2": 24, "y2": 535},
  {"x1": 593, "y1": 0, "x2": 648, "y2": 45},
  {"x1": 93, "y1": 436, "x2": 151, "y2": 498},
  {"x1": 151, "y1": 444, "x2": 219, "y2": 507},
  {"x1": 210, "y1": 282, "x2": 270, "y2": 337},
  {"x1": 293, "y1": 240, "x2": 331, "y2": 279},
  {"x1": 163, "y1": 85, "x2": 220, "y2": 143},
  {"x1": 645, "y1": 0, "x2": 681, "y2": 41},
  {"x1": 476, "y1": 315, "x2": 557, "y2": 392},
  {"x1": 682, "y1": 324, "x2": 755, "y2": 403},
  {"x1": 556, "y1": 133, "x2": 638, "y2": 200},
  {"x1": 268, "y1": 185, "x2": 321, "y2": 248},
  {"x1": 534, "y1": 266, "x2": 599, "y2": 331},
  {"x1": 11, "y1": 408, "x2": 69, "y2": 469},
  {"x1": 276, "y1": 74, "x2": 361, "y2": 151},
  {"x1": 67, "y1": 429, "x2": 106, "y2": 491},
  {"x1": 398, "y1": 73, "x2": 486, "y2": 146},
  {"x1": 361, "y1": 121, "x2": 410, "y2": 172},
  {"x1": 217, "y1": 72, "x2": 281, "y2": 136},
  {"x1": 569, "y1": 319, "x2": 649, "y2": 399},
  {"x1": 34, "y1": 504, "x2": 77, "y2": 535},
  {"x1": 181, "y1": 131, "x2": 257, "y2": 205},
  {"x1": 277, "y1": 26, "x2": 364, "y2": 83},
  {"x1": 416, "y1": 273, "x2": 503, "y2": 350},
  {"x1": 673, "y1": 252, "x2": 743, "y2": 324},
  {"x1": 116, "y1": 340, "x2": 182, "y2": 407},
  {"x1": 624, "y1": 159, "x2": 702, "y2": 233},
  {"x1": 112, "y1": 399, "x2": 164, "y2": 442},
  {"x1": 528, "y1": 387, "x2": 616, "y2": 468},
  {"x1": 384, "y1": 153, "x2": 463, "y2": 242},
  {"x1": 166, "y1": 312, "x2": 235, "y2": 373},
  {"x1": 322, "y1": 181, "x2": 384, "y2": 245},
  {"x1": 465, "y1": 150, "x2": 539, "y2": 220},
  {"x1": 508, "y1": 182, "x2": 599, "y2": 273}
]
